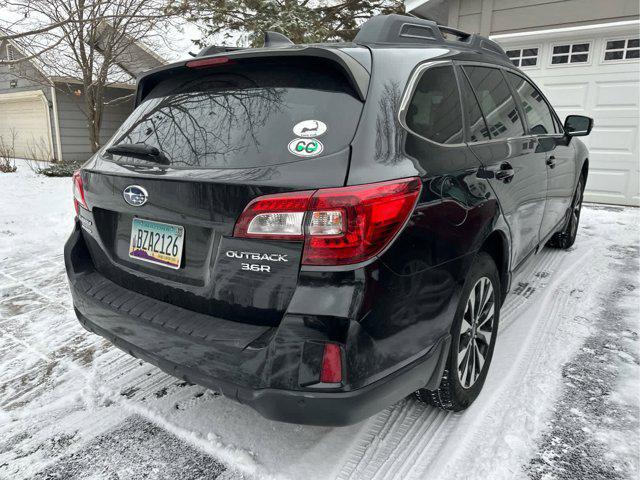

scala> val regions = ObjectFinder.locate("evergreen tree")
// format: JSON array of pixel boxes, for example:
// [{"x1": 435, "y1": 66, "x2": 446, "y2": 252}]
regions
[{"x1": 167, "y1": 0, "x2": 405, "y2": 47}]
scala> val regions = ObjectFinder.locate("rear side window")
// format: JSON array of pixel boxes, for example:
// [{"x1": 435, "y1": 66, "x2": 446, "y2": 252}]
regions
[
  {"x1": 404, "y1": 65, "x2": 463, "y2": 144},
  {"x1": 505, "y1": 72, "x2": 557, "y2": 135},
  {"x1": 104, "y1": 59, "x2": 363, "y2": 169},
  {"x1": 462, "y1": 66, "x2": 525, "y2": 140}
]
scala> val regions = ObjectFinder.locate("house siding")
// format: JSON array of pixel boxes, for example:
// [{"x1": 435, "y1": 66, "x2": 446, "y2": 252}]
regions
[
  {"x1": 53, "y1": 83, "x2": 134, "y2": 163},
  {"x1": 490, "y1": 0, "x2": 640, "y2": 34},
  {"x1": 0, "y1": 40, "x2": 59, "y2": 160}
]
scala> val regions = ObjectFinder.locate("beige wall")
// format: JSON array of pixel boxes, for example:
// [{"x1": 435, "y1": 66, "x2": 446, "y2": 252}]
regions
[{"x1": 408, "y1": 0, "x2": 640, "y2": 35}]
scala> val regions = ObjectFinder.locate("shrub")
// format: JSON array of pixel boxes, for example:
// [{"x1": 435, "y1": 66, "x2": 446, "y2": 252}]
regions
[
  {"x1": 38, "y1": 161, "x2": 83, "y2": 177},
  {"x1": 0, "y1": 132, "x2": 17, "y2": 173}
]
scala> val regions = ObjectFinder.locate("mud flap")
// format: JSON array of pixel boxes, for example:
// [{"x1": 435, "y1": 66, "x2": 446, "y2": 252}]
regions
[{"x1": 424, "y1": 334, "x2": 451, "y2": 391}]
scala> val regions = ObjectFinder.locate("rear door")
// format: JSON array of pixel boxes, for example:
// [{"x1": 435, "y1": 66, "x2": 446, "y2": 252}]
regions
[
  {"x1": 81, "y1": 56, "x2": 365, "y2": 326},
  {"x1": 504, "y1": 71, "x2": 576, "y2": 240},
  {"x1": 460, "y1": 64, "x2": 548, "y2": 268}
]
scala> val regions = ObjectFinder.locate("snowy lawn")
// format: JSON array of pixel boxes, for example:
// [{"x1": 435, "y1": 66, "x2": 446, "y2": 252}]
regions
[{"x1": 0, "y1": 165, "x2": 638, "y2": 480}]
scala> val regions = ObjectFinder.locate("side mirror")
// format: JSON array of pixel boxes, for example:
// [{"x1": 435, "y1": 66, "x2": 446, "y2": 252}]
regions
[{"x1": 564, "y1": 115, "x2": 593, "y2": 137}]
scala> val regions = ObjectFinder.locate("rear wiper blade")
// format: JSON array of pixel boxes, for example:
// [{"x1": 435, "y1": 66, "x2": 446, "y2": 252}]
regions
[{"x1": 105, "y1": 143, "x2": 170, "y2": 165}]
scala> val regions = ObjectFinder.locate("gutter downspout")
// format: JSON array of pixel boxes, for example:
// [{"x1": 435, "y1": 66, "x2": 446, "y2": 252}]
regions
[{"x1": 50, "y1": 85, "x2": 63, "y2": 163}]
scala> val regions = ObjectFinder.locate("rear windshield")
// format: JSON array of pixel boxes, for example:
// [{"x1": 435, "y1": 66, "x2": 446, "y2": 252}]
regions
[{"x1": 103, "y1": 58, "x2": 364, "y2": 169}]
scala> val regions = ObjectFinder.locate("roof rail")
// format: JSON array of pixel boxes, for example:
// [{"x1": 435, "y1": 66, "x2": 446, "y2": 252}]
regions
[{"x1": 354, "y1": 14, "x2": 509, "y2": 61}]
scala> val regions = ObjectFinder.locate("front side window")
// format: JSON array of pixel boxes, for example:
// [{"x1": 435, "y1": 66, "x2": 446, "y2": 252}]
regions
[
  {"x1": 462, "y1": 66, "x2": 525, "y2": 140},
  {"x1": 505, "y1": 72, "x2": 557, "y2": 135},
  {"x1": 506, "y1": 47, "x2": 539, "y2": 67},
  {"x1": 404, "y1": 65, "x2": 463, "y2": 144},
  {"x1": 604, "y1": 38, "x2": 640, "y2": 61},
  {"x1": 551, "y1": 43, "x2": 590, "y2": 64}
]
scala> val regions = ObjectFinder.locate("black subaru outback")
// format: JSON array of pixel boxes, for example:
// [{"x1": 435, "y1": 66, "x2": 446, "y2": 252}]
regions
[{"x1": 65, "y1": 14, "x2": 593, "y2": 426}]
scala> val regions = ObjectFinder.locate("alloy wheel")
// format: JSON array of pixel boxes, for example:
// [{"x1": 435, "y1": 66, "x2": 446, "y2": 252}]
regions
[{"x1": 457, "y1": 277, "x2": 495, "y2": 389}]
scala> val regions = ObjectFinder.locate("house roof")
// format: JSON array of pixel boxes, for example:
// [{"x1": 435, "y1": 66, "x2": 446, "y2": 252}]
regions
[{"x1": 93, "y1": 21, "x2": 167, "y2": 77}]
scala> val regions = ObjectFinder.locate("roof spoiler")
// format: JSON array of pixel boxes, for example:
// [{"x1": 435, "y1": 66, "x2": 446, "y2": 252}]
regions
[
  {"x1": 354, "y1": 14, "x2": 508, "y2": 61},
  {"x1": 135, "y1": 46, "x2": 370, "y2": 106}
]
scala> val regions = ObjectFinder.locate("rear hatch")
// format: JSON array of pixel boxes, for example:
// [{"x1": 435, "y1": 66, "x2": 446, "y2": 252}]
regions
[{"x1": 80, "y1": 53, "x2": 367, "y2": 327}]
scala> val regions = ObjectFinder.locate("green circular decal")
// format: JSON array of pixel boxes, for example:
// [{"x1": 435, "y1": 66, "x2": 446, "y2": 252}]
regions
[{"x1": 288, "y1": 138, "x2": 324, "y2": 157}]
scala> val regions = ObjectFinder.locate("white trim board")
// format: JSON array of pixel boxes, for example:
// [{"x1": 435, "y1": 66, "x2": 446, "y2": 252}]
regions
[{"x1": 491, "y1": 20, "x2": 640, "y2": 42}]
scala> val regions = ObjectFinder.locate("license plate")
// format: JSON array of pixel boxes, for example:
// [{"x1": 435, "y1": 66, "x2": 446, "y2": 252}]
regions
[{"x1": 129, "y1": 218, "x2": 185, "y2": 269}]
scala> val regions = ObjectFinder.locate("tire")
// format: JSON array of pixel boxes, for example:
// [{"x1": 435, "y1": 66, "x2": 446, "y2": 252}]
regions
[
  {"x1": 415, "y1": 252, "x2": 501, "y2": 411},
  {"x1": 547, "y1": 175, "x2": 584, "y2": 250}
]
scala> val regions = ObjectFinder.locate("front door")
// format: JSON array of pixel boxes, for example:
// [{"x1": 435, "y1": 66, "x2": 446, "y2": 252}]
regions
[{"x1": 504, "y1": 71, "x2": 576, "y2": 240}]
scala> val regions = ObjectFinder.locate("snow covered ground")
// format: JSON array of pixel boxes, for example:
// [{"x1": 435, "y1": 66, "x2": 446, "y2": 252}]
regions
[{"x1": 0, "y1": 166, "x2": 638, "y2": 480}]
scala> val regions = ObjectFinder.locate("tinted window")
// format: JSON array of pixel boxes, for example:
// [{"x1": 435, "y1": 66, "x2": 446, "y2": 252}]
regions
[
  {"x1": 405, "y1": 66, "x2": 463, "y2": 144},
  {"x1": 505, "y1": 72, "x2": 557, "y2": 135},
  {"x1": 463, "y1": 66, "x2": 525, "y2": 140},
  {"x1": 104, "y1": 59, "x2": 363, "y2": 169},
  {"x1": 458, "y1": 69, "x2": 490, "y2": 142}
]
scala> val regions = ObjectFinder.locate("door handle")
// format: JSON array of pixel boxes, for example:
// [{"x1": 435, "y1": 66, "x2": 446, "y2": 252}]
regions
[
  {"x1": 546, "y1": 156, "x2": 556, "y2": 168},
  {"x1": 476, "y1": 162, "x2": 515, "y2": 182},
  {"x1": 495, "y1": 162, "x2": 515, "y2": 183}
]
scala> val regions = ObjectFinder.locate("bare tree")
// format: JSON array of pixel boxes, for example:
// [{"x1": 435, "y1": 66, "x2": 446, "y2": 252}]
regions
[{"x1": 0, "y1": 0, "x2": 179, "y2": 154}]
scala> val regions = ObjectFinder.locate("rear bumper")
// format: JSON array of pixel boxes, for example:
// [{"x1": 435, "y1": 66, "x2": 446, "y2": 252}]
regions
[{"x1": 66, "y1": 222, "x2": 450, "y2": 426}]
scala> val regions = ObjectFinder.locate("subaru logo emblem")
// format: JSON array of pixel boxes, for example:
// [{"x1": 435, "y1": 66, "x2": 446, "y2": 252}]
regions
[{"x1": 123, "y1": 185, "x2": 148, "y2": 207}]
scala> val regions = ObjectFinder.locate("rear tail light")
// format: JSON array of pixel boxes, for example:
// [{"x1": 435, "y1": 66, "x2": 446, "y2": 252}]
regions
[
  {"x1": 304, "y1": 178, "x2": 422, "y2": 265},
  {"x1": 320, "y1": 343, "x2": 343, "y2": 384},
  {"x1": 233, "y1": 178, "x2": 421, "y2": 266},
  {"x1": 72, "y1": 170, "x2": 88, "y2": 214}
]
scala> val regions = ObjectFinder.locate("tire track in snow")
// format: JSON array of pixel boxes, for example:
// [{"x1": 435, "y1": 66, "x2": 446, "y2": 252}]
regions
[
  {"x1": 410, "y1": 243, "x2": 602, "y2": 479},
  {"x1": 0, "y1": 320, "x2": 265, "y2": 479},
  {"x1": 337, "y1": 402, "x2": 448, "y2": 480}
]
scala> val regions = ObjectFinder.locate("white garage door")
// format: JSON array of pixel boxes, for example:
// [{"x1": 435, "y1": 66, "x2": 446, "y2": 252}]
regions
[
  {"x1": 0, "y1": 90, "x2": 53, "y2": 161},
  {"x1": 496, "y1": 22, "x2": 640, "y2": 206}
]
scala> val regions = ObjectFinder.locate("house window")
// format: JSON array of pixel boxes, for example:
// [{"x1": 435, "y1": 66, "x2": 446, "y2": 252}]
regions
[
  {"x1": 6, "y1": 44, "x2": 16, "y2": 70},
  {"x1": 506, "y1": 48, "x2": 539, "y2": 67},
  {"x1": 604, "y1": 38, "x2": 640, "y2": 61},
  {"x1": 551, "y1": 43, "x2": 590, "y2": 65}
]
